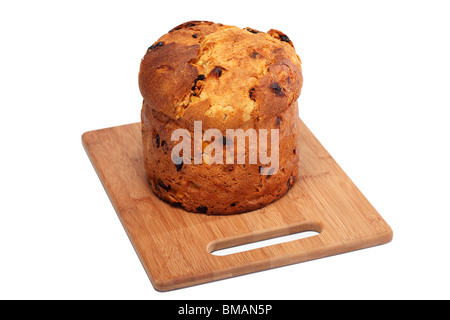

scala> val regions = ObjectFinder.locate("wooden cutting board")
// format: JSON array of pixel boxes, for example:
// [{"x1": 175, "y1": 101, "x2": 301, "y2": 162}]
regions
[{"x1": 82, "y1": 119, "x2": 392, "y2": 291}]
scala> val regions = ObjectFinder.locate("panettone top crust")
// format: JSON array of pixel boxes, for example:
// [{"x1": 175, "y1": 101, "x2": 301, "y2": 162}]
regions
[{"x1": 139, "y1": 21, "x2": 302, "y2": 131}]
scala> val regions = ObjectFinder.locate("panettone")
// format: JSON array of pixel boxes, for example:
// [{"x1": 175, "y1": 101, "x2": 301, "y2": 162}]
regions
[{"x1": 139, "y1": 21, "x2": 303, "y2": 214}]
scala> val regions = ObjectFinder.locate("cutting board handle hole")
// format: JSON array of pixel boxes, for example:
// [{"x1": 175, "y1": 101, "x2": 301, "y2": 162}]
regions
[{"x1": 208, "y1": 223, "x2": 321, "y2": 256}]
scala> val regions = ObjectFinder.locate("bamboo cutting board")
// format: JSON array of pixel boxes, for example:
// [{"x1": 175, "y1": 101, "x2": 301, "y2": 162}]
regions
[{"x1": 82, "y1": 119, "x2": 392, "y2": 291}]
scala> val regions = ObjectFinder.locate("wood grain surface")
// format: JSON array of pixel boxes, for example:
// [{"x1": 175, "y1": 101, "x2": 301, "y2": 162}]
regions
[{"x1": 82, "y1": 119, "x2": 393, "y2": 291}]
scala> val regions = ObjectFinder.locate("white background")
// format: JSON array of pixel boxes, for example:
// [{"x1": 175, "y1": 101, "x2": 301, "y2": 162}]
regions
[{"x1": 1, "y1": 0, "x2": 449, "y2": 300}]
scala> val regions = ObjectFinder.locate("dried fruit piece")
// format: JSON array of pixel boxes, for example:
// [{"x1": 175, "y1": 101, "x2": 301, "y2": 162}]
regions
[
  {"x1": 192, "y1": 74, "x2": 206, "y2": 96},
  {"x1": 210, "y1": 67, "x2": 223, "y2": 77},
  {"x1": 196, "y1": 206, "x2": 208, "y2": 213},
  {"x1": 276, "y1": 116, "x2": 282, "y2": 126},
  {"x1": 175, "y1": 190, "x2": 185, "y2": 199},
  {"x1": 287, "y1": 176, "x2": 295, "y2": 191},
  {"x1": 271, "y1": 83, "x2": 283, "y2": 96},
  {"x1": 155, "y1": 134, "x2": 160, "y2": 148},
  {"x1": 222, "y1": 136, "x2": 230, "y2": 145},
  {"x1": 169, "y1": 21, "x2": 203, "y2": 33},
  {"x1": 249, "y1": 51, "x2": 262, "y2": 59},
  {"x1": 245, "y1": 27, "x2": 261, "y2": 34},
  {"x1": 249, "y1": 88, "x2": 256, "y2": 100},
  {"x1": 158, "y1": 179, "x2": 171, "y2": 191},
  {"x1": 175, "y1": 160, "x2": 183, "y2": 172},
  {"x1": 147, "y1": 41, "x2": 164, "y2": 52},
  {"x1": 280, "y1": 35, "x2": 291, "y2": 43}
]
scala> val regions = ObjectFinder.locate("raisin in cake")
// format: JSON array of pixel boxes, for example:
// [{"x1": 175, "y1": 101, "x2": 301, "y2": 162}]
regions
[{"x1": 139, "y1": 21, "x2": 303, "y2": 214}]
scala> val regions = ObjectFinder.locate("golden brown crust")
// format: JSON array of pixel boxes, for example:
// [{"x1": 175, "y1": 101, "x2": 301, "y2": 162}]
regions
[
  {"x1": 138, "y1": 21, "x2": 302, "y2": 131},
  {"x1": 139, "y1": 42, "x2": 200, "y2": 116}
]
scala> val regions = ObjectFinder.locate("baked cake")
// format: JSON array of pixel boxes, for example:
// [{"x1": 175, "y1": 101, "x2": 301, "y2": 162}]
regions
[{"x1": 139, "y1": 21, "x2": 303, "y2": 214}]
